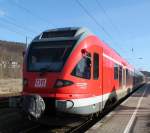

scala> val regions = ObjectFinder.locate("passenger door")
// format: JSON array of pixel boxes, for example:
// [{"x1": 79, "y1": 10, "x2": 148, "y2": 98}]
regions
[{"x1": 92, "y1": 47, "x2": 103, "y2": 110}]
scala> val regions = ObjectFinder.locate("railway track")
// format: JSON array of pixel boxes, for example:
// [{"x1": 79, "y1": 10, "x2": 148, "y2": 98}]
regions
[
  {"x1": 14, "y1": 106, "x2": 115, "y2": 133},
  {"x1": 0, "y1": 98, "x2": 9, "y2": 108},
  {"x1": 17, "y1": 85, "x2": 145, "y2": 133},
  {"x1": 17, "y1": 118, "x2": 91, "y2": 133},
  {"x1": 18, "y1": 124, "x2": 43, "y2": 133},
  {"x1": 0, "y1": 108, "x2": 39, "y2": 133},
  {"x1": 15, "y1": 112, "x2": 106, "y2": 133},
  {"x1": 0, "y1": 102, "x2": 121, "y2": 133},
  {"x1": 0, "y1": 84, "x2": 144, "y2": 133}
]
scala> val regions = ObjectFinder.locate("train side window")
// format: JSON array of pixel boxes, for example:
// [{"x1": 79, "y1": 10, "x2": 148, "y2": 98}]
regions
[
  {"x1": 126, "y1": 69, "x2": 129, "y2": 84},
  {"x1": 93, "y1": 53, "x2": 99, "y2": 80},
  {"x1": 71, "y1": 53, "x2": 91, "y2": 79},
  {"x1": 114, "y1": 63, "x2": 119, "y2": 80},
  {"x1": 119, "y1": 65, "x2": 123, "y2": 87}
]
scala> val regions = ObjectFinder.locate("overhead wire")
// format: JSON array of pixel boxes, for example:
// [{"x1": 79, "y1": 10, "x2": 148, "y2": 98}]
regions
[
  {"x1": 0, "y1": 0, "x2": 47, "y2": 42},
  {"x1": 75, "y1": 0, "x2": 134, "y2": 64},
  {"x1": 95, "y1": 0, "x2": 122, "y2": 38},
  {"x1": 0, "y1": 21, "x2": 32, "y2": 39},
  {"x1": 95, "y1": 0, "x2": 135, "y2": 63},
  {"x1": 75, "y1": 1, "x2": 122, "y2": 48},
  {"x1": 95, "y1": 0, "x2": 128, "y2": 49},
  {"x1": 0, "y1": 16, "x2": 37, "y2": 35},
  {"x1": 76, "y1": 0, "x2": 114, "y2": 41},
  {"x1": 8, "y1": 0, "x2": 55, "y2": 27},
  {"x1": 5, "y1": 15, "x2": 39, "y2": 34}
]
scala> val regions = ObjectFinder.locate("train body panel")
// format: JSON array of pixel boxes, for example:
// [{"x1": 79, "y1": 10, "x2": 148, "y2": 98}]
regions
[{"x1": 21, "y1": 27, "x2": 145, "y2": 117}]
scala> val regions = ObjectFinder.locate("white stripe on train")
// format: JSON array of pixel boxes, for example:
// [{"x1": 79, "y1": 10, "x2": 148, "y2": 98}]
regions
[
  {"x1": 103, "y1": 53, "x2": 133, "y2": 71},
  {"x1": 56, "y1": 88, "x2": 128, "y2": 108}
]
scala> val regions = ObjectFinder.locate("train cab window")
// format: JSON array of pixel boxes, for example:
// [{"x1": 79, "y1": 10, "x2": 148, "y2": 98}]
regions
[
  {"x1": 71, "y1": 53, "x2": 91, "y2": 79},
  {"x1": 93, "y1": 53, "x2": 99, "y2": 80},
  {"x1": 114, "y1": 63, "x2": 119, "y2": 80},
  {"x1": 27, "y1": 40, "x2": 76, "y2": 72}
]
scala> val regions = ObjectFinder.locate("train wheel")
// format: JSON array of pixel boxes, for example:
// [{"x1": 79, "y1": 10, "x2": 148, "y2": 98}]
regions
[
  {"x1": 89, "y1": 114, "x2": 94, "y2": 120},
  {"x1": 94, "y1": 111, "x2": 100, "y2": 118},
  {"x1": 104, "y1": 96, "x2": 117, "y2": 110}
]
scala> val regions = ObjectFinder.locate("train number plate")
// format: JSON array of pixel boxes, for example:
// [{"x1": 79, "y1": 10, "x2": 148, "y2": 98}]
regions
[{"x1": 35, "y1": 79, "x2": 47, "y2": 88}]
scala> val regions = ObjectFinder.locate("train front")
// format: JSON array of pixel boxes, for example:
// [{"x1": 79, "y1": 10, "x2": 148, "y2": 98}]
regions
[{"x1": 22, "y1": 27, "x2": 94, "y2": 118}]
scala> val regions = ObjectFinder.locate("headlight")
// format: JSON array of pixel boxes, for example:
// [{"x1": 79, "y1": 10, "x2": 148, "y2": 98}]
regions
[{"x1": 54, "y1": 79, "x2": 73, "y2": 88}]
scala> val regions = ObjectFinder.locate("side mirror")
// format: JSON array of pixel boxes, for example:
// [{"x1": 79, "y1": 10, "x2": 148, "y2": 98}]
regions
[
  {"x1": 81, "y1": 49, "x2": 87, "y2": 55},
  {"x1": 81, "y1": 49, "x2": 91, "y2": 66}
]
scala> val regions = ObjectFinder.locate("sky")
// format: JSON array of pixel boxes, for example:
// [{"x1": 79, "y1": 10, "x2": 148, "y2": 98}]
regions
[{"x1": 0, "y1": 0, "x2": 149, "y2": 71}]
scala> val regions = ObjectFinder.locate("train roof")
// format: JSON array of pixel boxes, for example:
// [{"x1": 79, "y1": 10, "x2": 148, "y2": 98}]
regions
[{"x1": 32, "y1": 27, "x2": 92, "y2": 41}]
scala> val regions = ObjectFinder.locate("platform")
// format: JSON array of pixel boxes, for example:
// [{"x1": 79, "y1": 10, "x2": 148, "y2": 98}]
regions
[{"x1": 87, "y1": 83, "x2": 150, "y2": 133}]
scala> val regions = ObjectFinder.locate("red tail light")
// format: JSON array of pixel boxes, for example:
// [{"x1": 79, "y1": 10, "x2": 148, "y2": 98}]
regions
[{"x1": 54, "y1": 79, "x2": 73, "y2": 88}]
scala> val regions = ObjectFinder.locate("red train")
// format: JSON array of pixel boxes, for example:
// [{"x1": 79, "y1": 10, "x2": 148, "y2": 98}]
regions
[{"x1": 16, "y1": 27, "x2": 145, "y2": 118}]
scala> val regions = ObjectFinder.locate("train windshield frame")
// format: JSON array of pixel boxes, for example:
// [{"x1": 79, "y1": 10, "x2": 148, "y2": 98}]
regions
[{"x1": 27, "y1": 40, "x2": 77, "y2": 72}]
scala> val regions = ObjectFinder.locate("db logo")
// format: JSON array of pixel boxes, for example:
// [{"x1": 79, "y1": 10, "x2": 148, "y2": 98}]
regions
[{"x1": 35, "y1": 79, "x2": 47, "y2": 88}]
